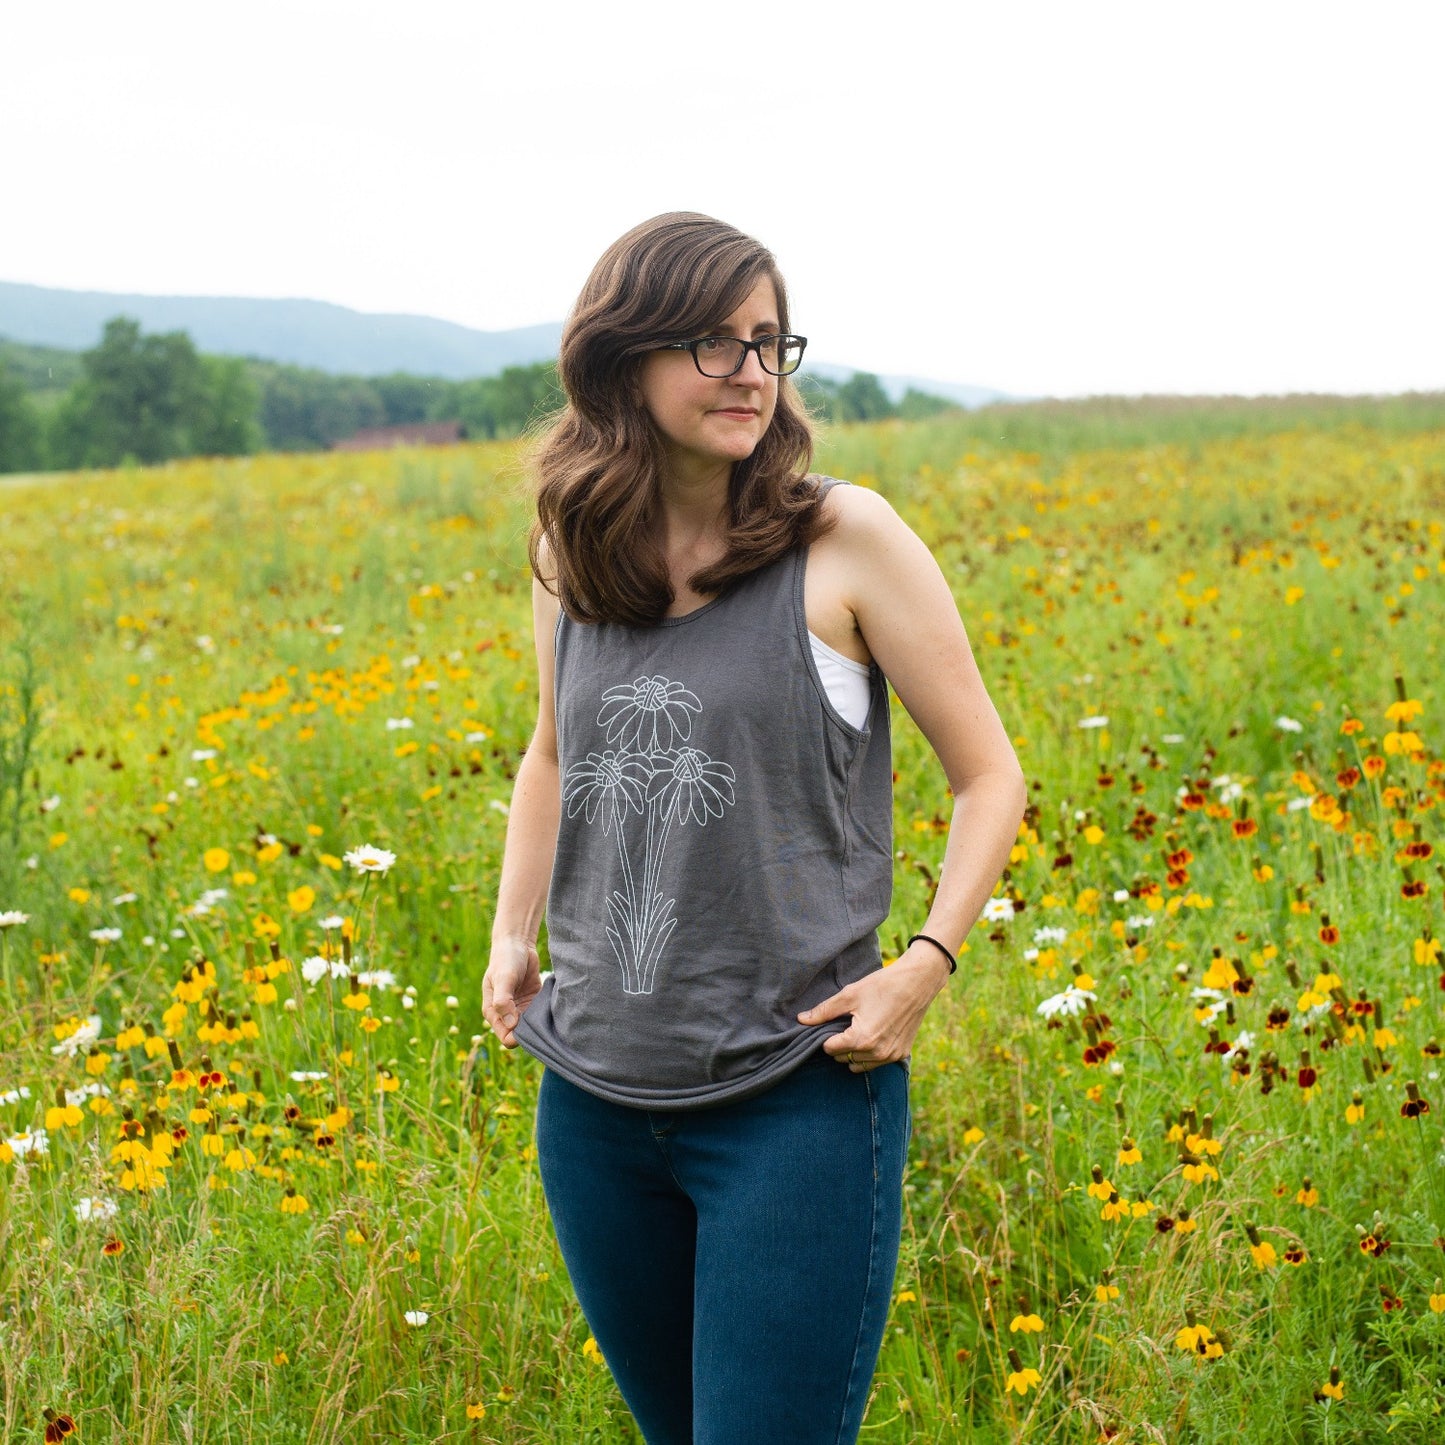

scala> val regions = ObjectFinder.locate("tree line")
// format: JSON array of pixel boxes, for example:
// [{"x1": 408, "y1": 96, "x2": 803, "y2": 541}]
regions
[{"x1": 0, "y1": 317, "x2": 957, "y2": 474}]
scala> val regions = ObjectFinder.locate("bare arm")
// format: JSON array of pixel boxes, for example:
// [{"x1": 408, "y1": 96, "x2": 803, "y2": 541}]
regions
[
  {"x1": 799, "y1": 485, "x2": 1028, "y2": 1068},
  {"x1": 482, "y1": 572, "x2": 562, "y2": 1047}
]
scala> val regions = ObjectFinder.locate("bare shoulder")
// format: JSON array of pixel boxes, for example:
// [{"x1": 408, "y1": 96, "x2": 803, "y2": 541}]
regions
[
  {"x1": 817, "y1": 477, "x2": 906, "y2": 542},
  {"x1": 532, "y1": 528, "x2": 559, "y2": 586},
  {"x1": 531, "y1": 531, "x2": 561, "y2": 612},
  {"x1": 813, "y1": 478, "x2": 934, "y2": 589},
  {"x1": 529, "y1": 534, "x2": 562, "y2": 669}
]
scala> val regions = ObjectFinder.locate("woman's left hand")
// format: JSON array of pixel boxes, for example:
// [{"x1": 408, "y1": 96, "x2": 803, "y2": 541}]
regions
[{"x1": 798, "y1": 944, "x2": 952, "y2": 1072}]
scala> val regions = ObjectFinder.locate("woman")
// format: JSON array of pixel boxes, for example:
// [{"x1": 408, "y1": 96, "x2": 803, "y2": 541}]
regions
[{"x1": 483, "y1": 212, "x2": 1025, "y2": 1444}]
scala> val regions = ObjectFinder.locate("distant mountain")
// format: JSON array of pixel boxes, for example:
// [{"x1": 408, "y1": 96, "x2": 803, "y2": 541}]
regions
[
  {"x1": 0, "y1": 280, "x2": 562, "y2": 380},
  {"x1": 0, "y1": 279, "x2": 1009, "y2": 405}
]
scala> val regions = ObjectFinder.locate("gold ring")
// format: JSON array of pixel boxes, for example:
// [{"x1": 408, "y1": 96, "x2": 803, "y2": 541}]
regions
[{"x1": 847, "y1": 1050, "x2": 855, "y2": 1064}]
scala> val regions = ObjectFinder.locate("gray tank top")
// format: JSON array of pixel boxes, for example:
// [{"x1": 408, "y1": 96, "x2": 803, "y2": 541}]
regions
[{"x1": 514, "y1": 482, "x2": 894, "y2": 1109}]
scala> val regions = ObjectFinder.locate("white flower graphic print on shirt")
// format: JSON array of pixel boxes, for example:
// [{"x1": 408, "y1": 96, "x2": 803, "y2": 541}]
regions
[{"x1": 563, "y1": 675, "x2": 736, "y2": 995}]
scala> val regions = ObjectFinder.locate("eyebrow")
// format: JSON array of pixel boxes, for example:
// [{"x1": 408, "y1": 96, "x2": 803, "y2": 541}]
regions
[{"x1": 707, "y1": 320, "x2": 781, "y2": 338}]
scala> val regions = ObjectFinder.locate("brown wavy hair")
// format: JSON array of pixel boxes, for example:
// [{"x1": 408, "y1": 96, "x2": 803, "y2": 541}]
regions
[{"x1": 529, "y1": 212, "x2": 831, "y2": 627}]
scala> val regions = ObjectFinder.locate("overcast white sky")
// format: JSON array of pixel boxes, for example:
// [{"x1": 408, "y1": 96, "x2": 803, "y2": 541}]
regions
[{"x1": 3, "y1": 1, "x2": 1442, "y2": 398}]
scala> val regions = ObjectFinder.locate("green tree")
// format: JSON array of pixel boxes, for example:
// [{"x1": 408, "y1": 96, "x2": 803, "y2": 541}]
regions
[
  {"x1": 86, "y1": 317, "x2": 204, "y2": 464},
  {"x1": 897, "y1": 388, "x2": 957, "y2": 420},
  {"x1": 494, "y1": 362, "x2": 563, "y2": 434},
  {"x1": 834, "y1": 372, "x2": 895, "y2": 423},
  {"x1": 46, "y1": 316, "x2": 254, "y2": 468},
  {"x1": 191, "y1": 355, "x2": 262, "y2": 456},
  {"x1": 374, "y1": 372, "x2": 437, "y2": 426},
  {"x1": 258, "y1": 367, "x2": 385, "y2": 450},
  {"x1": 0, "y1": 362, "x2": 44, "y2": 473},
  {"x1": 447, "y1": 362, "x2": 561, "y2": 440},
  {"x1": 795, "y1": 373, "x2": 842, "y2": 422}
]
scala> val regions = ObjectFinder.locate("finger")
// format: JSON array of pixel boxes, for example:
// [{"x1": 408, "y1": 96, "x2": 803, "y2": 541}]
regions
[
  {"x1": 819, "y1": 1026, "x2": 859, "y2": 1058},
  {"x1": 484, "y1": 1002, "x2": 519, "y2": 1042},
  {"x1": 488, "y1": 985, "x2": 516, "y2": 1025},
  {"x1": 798, "y1": 989, "x2": 853, "y2": 1026}
]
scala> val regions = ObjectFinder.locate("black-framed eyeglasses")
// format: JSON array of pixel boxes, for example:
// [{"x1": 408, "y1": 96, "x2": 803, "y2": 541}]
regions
[{"x1": 656, "y1": 334, "x2": 808, "y2": 378}]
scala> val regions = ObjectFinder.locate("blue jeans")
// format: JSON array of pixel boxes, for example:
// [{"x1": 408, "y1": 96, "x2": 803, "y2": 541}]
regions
[{"x1": 534, "y1": 1051, "x2": 911, "y2": 1445}]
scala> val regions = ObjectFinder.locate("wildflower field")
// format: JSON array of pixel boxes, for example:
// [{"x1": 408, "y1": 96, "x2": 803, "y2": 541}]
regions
[{"x1": 3, "y1": 401, "x2": 1445, "y2": 1442}]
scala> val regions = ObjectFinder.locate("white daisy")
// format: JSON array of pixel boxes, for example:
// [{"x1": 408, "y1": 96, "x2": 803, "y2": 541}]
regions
[
  {"x1": 6, "y1": 1129, "x2": 48, "y2": 1157},
  {"x1": 301, "y1": 956, "x2": 350, "y2": 984},
  {"x1": 1275, "y1": 716, "x2": 1303, "y2": 733},
  {"x1": 356, "y1": 969, "x2": 397, "y2": 990},
  {"x1": 1077, "y1": 716, "x2": 1109, "y2": 729},
  {"x1": 1036, "y1": 985, "x2": 1096, "y2": 1019},
  {"x1": 289, "y1": 1070, "x2": 328, "y2": 1082},
  {"x1": 0, "y1": 911, "x2": 29, "y2": 928},
  {"x1": 90, "y1": 927, "x2": 122, "y2": 943},
  {"x1": 981, "y1": 897, "x2": 1015, "y2": 923},
  {"x1": 1112, "y1": 889, "x2": 1130, "y2": 903},
  {"x1": 51, "y1": 1015, "x2": 102, "y2": 1057},
  {"x1": 385, "y1": 717, "x2": 414, "y2": 730},
  {"x1": 403, "y1": 1310, "x2": 429, "y2": 1327},
  {"x1": 0, "y1": 1086, "x2": 32, "y2": 1104},
  {"x1": 318, "y1": 915, "x2": 345, "y2": 931},
  {"x1": 343, "y1": 845, "x2": 397, "y2": 875},
  {"x1": 73, "y1": 1196, "x2": 119, "y2": 1222},
  {"x1": 1033, "y1": 926, "x2": 1068, "y2": 945}
]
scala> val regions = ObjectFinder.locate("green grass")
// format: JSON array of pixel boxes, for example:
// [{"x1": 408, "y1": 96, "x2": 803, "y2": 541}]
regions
[{"x1": 1, "y1": 406, "x2": 1444, "y2": 1440}]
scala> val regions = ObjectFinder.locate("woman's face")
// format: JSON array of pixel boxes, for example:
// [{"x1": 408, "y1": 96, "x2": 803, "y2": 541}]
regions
[{"x1": 635, "y1": 275, "x2": 780, "y2": 487}]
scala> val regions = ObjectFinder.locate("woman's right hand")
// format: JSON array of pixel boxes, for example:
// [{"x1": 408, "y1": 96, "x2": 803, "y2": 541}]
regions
[{"x1": 483, "y1": 936, "x2": 543, "y2": 1048}]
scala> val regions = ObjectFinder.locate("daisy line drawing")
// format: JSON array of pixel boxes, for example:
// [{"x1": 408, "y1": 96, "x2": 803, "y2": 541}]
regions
[{"x1": 563, "y1": 674, "x2": 735, "y2": 995}]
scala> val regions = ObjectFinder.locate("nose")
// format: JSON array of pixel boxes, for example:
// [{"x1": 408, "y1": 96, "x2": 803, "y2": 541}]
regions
[{"x1": 730, "y1": 346, "x2": 768, "y2": 389}]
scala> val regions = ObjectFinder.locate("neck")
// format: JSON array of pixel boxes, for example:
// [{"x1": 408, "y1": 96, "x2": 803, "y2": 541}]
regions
[{"x1": 657, "y1": 458, "x2": 731, "y2": 549}]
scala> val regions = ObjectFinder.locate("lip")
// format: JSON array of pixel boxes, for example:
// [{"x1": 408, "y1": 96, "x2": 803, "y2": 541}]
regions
[{"x1": 711, "y1": 408, "x2": 760, "y2": 418}]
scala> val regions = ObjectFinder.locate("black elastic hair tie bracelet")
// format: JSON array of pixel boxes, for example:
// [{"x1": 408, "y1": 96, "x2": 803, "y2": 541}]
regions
[{"x1": 908, "y1": 932, "x2": 957, "y2": 975}]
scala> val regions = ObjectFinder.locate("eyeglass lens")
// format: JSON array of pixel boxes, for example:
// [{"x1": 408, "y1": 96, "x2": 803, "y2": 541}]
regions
[{"x1": 694, "y1": 336, "x2": 805, "y2": 377}]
